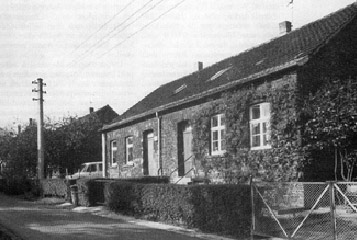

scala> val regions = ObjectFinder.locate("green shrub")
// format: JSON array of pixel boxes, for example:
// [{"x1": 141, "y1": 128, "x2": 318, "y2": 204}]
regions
[
  {"x1": 40, "y1": 179, "x2": 67, "y2": 197},
  {"x1": 106, "y1": 182, "x2": 251, "y2": 238},
  {"x1": 30, "y1": 180, "x2": 42, "y2": 197},
  {"x1": 75, "y1": 177, "x2": 169, "y2": 207},
  {"x1": 76, "y1": 178, "x2": 111, "y2": 206},
  {"x1": 0, "y1": 178, "x2": 32, "y2": 195}
]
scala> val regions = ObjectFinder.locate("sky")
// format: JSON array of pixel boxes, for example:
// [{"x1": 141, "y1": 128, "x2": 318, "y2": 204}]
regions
[{"x1": 0, "y1": 0, "x2": 355, "y2": 130}]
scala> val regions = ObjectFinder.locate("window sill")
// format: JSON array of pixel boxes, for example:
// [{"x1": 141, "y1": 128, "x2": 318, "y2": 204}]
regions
[
  {"x1": 250, "y1": 146, "x2": 272, "y2": 151},
  {"x1": 210, "y1": 151, "x2": 226, "y2": 157},
  {"x1": 110, "y1": 163, "x2": 117, "y2": 169},
  {"x1": 123, "y1": 163, "x2": 134, "y2": 168}
]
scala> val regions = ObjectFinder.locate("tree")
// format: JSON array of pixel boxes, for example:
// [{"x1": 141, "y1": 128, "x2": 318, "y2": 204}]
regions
[
  {"x1": 44, "y1": 114, "x2": 102, "y2": 175},
  {"x1": 303, "y1": 78, "x2": 357, "y2": 181},
  {"x1": 0, "y1": 113, "x2": 103, "y2": 179},
  {"x1": 0, "y1": 124, "x2": 37, "y2": 180}
]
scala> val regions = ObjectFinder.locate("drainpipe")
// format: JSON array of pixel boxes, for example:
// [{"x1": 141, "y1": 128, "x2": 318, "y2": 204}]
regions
[
  {"x1": 156, "y1": 112, "x2": 162, "y2": 176},
  {"x1": 102, "y1": 132, "x2": 107, "y2": 178}
]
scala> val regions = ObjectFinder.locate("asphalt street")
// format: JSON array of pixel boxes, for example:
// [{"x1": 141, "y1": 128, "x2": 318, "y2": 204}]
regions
[{"x1": 0, "y1": 193, "x2": 225, "y2": 240}]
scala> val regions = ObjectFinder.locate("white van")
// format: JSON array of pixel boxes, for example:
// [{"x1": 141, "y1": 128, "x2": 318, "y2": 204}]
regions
[{"x1": 66, "y1": 162, "x2": 103, "y2": 179}]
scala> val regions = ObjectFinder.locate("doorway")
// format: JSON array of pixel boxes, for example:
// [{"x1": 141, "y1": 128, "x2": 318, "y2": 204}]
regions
[
  {"x1": 143, "y1": 130, "x2": 157, "y2": 175},
  {"x1": 177, "y1": 122, "x2": 193, "y2": 177}
]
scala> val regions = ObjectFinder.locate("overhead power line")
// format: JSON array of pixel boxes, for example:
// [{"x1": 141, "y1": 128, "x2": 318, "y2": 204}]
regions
[
  {"x1": 84, "y1": 0, "x2": 167, "y2": 60},
  {"x1": 99, "y1": 0, "x2": 186, "y2": 59},
  {"x1": 73, "y1": 0, "x2": 186, "y2": 75},
  {"x1": 70, "y1": 0, "x2": 136, "y2": 55},
  {"x1": 71, "y1": 0, "x2": 155, "y2": 65}
]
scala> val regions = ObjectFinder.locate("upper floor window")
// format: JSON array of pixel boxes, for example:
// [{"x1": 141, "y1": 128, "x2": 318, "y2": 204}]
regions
[
  {"x1": 211, "y1": 114, "x2": 226, "y2": 156},
  {"x1": 110, "y1": 140, "x2": 117, "y2": 165},
  {"x1": 125, "y1": 136, "x2": 134, "y2": 164},
  {"x1": 250, "y1": 103, "x2": 271, "y2": 150}
]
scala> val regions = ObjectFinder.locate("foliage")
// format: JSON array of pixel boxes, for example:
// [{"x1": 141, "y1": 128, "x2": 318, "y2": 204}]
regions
[
  {"x1": 77, "y1": 178, "x2": 170, "y2": 207},
  {"x1": 0, "y1": 124, "x2": 37, "y2": 180},
  {"x1": 44, "y1": 115, "x2": 102, "y2": 175},
  {"x1": 40, "y1": 179, "x2": 68, "y2": 197},
  {"x1": 303, "y1": 78, "x2": 357, "y2": 181},
  {"x1": 191, "y1": 81, "x2": 301, "y2": 182},
  {"x1": 105, "y1": 181, "x2": 252, "y2": 238},
  {"x1": 0, "y1": 178, "x2": 32, "y2": 195},
  {"x1": 0, "y1": 114, "x2": 103, "y2": 180}
]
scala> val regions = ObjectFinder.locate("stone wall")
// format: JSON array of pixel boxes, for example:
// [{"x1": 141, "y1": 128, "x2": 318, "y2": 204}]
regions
[
  {"x1": 106, "y1": 72, "x2": 303, "y2": 183},
  {"x1": 106, "y1": 120, "x2": 157, "y2": 178},
  {"x1": 192, "y1": 73, "x2": 302, "y2": 183}
]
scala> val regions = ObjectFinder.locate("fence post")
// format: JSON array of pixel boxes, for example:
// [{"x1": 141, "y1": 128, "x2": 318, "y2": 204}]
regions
[
  {"x1": 250, "y1": 175, "x2": 255, "y2": 240},
  {"x1": 328, "y1": 181, "x2": 337, "y2": 240}
]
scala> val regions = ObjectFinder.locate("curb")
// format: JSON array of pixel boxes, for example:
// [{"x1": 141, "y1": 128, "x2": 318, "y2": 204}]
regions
[{"x1": 69, "y1": 205, "x2": 239, "y2": 240}]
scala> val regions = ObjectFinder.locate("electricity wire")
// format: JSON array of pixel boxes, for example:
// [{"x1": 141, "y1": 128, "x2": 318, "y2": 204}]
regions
[
  {"x1": 71, "y1": 0, "x2": 155, "y2": 65},
  {"x1": 70, "y1": 0, "x2": 136, "y2": 55},
  {"x1": 73, "y1": 0, "x2": 186, "y2": 75},
  {"x1": 99, "y1": 0, "x2": 186, "y2": 59}
]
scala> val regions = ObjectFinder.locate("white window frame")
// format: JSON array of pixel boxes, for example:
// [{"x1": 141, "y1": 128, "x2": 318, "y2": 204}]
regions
[
  {"x1": 211, "y1": 114, "x2": 226, "y2": 156},
  {"x1": 125, "y1": 136, "x2": 134, "y2": 165},
  {"x1": 250, "y1": 102, "x2": 271, "y2": 150},
  {"x1": 110, "y1": 140, "x2": 117, "y2": 166}
]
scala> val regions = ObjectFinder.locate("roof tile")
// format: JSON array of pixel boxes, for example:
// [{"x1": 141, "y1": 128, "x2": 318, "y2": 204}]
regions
[{"x1": 117, "y1": 3, "x2": 357, "y2": 123}]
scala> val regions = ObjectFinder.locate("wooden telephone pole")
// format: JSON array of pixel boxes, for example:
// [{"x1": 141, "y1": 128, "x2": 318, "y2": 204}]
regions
[{"x1": 32, "y1": 78, "x2": 46, "y2": 180}]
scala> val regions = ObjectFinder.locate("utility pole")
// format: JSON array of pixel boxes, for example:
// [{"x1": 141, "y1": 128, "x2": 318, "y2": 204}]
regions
[{"x1": 32, "y1": 78, "x2": 46, "y2": 180}]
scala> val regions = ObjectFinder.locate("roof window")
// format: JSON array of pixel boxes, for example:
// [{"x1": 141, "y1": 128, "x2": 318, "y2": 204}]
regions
[
  {"x1": 173, "y1": 84, "x2": 187, "y2": 94},
  {"x1": 208, "y1": 66, "x2": 232, "y2": 81},
  {"x1": 255, "y1": 59, "x2": 265, "y2": 66}
]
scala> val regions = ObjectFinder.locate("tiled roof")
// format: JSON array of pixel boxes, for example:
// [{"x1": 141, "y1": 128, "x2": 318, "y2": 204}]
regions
[
  {"x1": 78, "y1": 105, "x2": 118, "y2": 125},
  {"x1": 104, "y1": 3, "x2": 357, "y2": 130}
]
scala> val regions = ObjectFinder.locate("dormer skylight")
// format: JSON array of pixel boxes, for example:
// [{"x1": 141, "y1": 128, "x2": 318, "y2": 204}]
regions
[
  {"x1": 255, "y1": 59, "x2": 265, "y2": 66},
  {"x1": 173, "y1": 84, "x2": 187, "y2": 94},
  {"x1": 208, "y1": 66, "x2": 233, "y2": 81}
]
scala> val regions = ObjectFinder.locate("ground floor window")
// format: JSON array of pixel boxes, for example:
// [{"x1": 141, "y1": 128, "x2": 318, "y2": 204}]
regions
[
  {"x1": 125, "y1": 136, "x2": 134, "y2": 164},
  {"x1": 250, "y1": 102, "x2": 271, "y2": 150},
  {"x1": 211, "y1": 114, "x2": 226, "y2": 155},
  {"x1": 110, "y1": 140, "x2": 117, "y2": 165}
]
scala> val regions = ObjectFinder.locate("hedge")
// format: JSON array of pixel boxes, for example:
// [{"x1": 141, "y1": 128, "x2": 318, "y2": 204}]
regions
[
  {"x1": 76, "y1": 177, "x2": 170, "y2": 206},
  {"x1": 40, "y1": 179, "x2": 68, "y2": 197},
  {"x1": 0, "y1": 178, "x2": 69, "y2": 199},
  {"x1": 0, "y1": 178, "x2": 32, "y2": 195},
  {"x1": 106, "y1": 181, "x2": 252, "y2": 238}
]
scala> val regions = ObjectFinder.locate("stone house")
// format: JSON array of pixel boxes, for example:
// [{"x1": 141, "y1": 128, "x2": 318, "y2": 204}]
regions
[{"x1": 101, "y1": 3, "x2": 357, "y2": 183}]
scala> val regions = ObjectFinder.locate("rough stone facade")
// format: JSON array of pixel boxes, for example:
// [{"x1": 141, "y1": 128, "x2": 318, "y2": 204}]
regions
[
  {"x1": 105, "y1": 73, "x2": 303, "y2": 183},
  {"x1": 106, "y1": 120, "x2": 158, "y2": 178},
  {"x1": 102, "y1": 6, "x2": 357, "y2": 183}
]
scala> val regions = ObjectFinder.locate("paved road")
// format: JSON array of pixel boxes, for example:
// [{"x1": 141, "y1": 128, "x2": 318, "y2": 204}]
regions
[{"x1": 0, "y1": 193, "x2": 215, "y2": 240}]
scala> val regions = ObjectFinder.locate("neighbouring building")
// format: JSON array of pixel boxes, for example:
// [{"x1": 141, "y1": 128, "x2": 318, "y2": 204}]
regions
[
  {"x1": 101, "y1": 4, "x2": 357, "y2": 183},
  {"x1": 48, "y1": 105, "x2": 119, "y2": 178}
]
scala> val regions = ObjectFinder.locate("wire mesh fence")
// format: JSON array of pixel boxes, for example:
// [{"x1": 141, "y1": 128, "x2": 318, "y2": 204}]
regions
[{"x1": 251, "y1": 182, "x2": 357, "y2": 240}]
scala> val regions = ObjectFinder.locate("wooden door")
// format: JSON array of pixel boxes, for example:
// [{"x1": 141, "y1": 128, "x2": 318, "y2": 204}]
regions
[
  {"x1": 178, "y1": 122, "x2": 192, "y2": 177},
  {"x1": 144, "y1": 132, "x2": 157, "y2": 176}
]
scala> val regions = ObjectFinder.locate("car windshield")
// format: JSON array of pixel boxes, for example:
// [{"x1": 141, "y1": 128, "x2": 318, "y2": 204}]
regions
[{"x1": 79, "y1": 164, "x2": 87, "y2": 173}]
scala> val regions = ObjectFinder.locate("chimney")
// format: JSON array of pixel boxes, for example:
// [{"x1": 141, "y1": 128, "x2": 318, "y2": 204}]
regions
[
  {"x1": 18, "y1": 125, "x2": 21, "y2": 134},
  {"x1": 198, "y1": 61, "x2": 203, "y2": 71},
  {"x1": 29, "y1": 118, "x2": 33, "y2": 126},
  {"x1": 89, "y1": 107, "x2": 94, "y2": 113},
  {"x1": 279, "y1": 21, "x2": 292, "y2": 35}
]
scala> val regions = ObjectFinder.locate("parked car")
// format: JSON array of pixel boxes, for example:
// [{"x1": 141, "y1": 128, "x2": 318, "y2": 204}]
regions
[{"x1": 66, "y1": 162, "x2": 103, "y2": 179}]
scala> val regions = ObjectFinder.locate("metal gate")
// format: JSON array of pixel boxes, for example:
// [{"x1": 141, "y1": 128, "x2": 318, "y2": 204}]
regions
[{"x1": 251, "y1": 182, "x2": 357, "y2": 240}]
